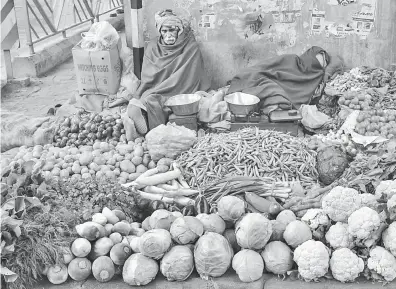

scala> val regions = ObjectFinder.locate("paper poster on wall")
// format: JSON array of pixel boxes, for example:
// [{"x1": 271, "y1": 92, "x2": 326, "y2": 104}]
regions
[
  {"x1": 327, "y1": 0, "x2": 357, "y2": 5},
  {"x1": 326, "y1": 23, "x2": 354, "y2": 38},
  {"x1": 351, "y1": 0, "x2": 377, "y2": 39},
  {"x1": 199, "y1": 13, "x2": 216, "y2": 29},
  {"x1": 311, "y1": 9, "x2": 325, "y2": 34}
]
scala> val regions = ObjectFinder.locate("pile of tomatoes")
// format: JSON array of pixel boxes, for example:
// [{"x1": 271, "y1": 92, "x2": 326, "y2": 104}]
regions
[{"x1": 355, "y1": 109, "x2": 396, "y2": 139}]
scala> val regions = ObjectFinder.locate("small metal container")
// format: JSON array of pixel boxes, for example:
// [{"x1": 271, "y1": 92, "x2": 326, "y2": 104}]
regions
[
  {"x1": 165, "y1": 94, "x2": 202, "y2": 116},
  {"x1": 225, "y1": 92, "x2": 260, "y2": 116}
]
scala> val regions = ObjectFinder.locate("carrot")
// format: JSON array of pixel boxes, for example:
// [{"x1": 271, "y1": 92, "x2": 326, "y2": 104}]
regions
[
  {"x1": 178, "y1": 176, "x2": 190, "y2": 189},
  {"x1": 290, "y1": 202, "x2": 321, "y2": 212},
  {"x1": 307, "y1": 183, "x2": 336, "y2": 199},
  {"x1": 134, "y1": 190, "x2": 175, "y2": 204},
  {"x1": 157, "y1": 184, "x2": 179, "y2": 191},
  {"x1": 135, "y1": 169, "x2": 182, "y2": 187},
  {"x1": 283, "y1": 197, "x2": 304, "y2": 209},
  {"x1": 136, "y1": 168, "x2": 159, "y2": 180}
]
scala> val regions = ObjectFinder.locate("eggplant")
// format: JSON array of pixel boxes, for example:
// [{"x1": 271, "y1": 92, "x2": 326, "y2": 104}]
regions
[
  {"x1": 182, "y1": 205, "x2": 196, "y2": 216},
  {"x1": 149, "y1": 200, "x2": 167, "y2": 211},
  {"x1": 195, "y1": 195, "x2": 211, "y2": 214}
]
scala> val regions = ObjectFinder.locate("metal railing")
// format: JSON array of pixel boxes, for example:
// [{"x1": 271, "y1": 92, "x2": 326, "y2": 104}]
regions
[{"x1": 19, "y1": 0, "x2": 123, "y2": 54}]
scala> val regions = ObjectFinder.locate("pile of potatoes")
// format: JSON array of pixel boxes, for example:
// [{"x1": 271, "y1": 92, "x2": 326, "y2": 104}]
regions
[{"x1": 5, "y1": 137, "x2": 175, "y2": 184}]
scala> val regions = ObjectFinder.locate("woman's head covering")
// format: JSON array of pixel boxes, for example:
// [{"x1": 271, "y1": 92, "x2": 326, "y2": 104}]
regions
[{"x1": 155, "y1": 9, "x2": 184, "y2": 36}]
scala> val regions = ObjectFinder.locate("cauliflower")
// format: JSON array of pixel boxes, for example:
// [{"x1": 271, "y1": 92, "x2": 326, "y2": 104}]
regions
[
  {"x1": 348, "y1": 207, "x2": 380, "y2": 241},
  {"x1": 382, "y1": 222, "x2": 396, "y2": 257},
  {"x1": 366, "y1": 246, "x2": 396, "y2": 282},
  {"x1": 375, "y1": 180, "x2": 396, "y2": 200},
  {"x1": 330, "y1": 248, "x2": 364, "y2": 282},
  {"x1": 360, "y1": 193, "x2": 379, "y2": 211},
  {"x1": 325, "y1": 222, "x2": 354, "y2": 249},
  {"x1": 301, "y1": 209, "x2": 330, "y2": 240},
  {"x1": 322, "y1": 186, "x2": 361, "y2": 222},
  {"x1": 388, "y1": 195, "x2": 396, "y2": 221},
  {"x1": 293, "y1": 240, "x2": 330, "y2": 281}
]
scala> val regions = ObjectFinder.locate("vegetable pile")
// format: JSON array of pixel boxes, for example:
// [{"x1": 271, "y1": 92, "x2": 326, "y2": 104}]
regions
[
  {"x1": 355, "y1": 109, "x2": 396, "y2": 138},
  {"x1": 53, "y1": 111, "x2": 126, "y2": 148},
  {"x1": 177, "y1": 128, "x2": 318, "y2": 189}
]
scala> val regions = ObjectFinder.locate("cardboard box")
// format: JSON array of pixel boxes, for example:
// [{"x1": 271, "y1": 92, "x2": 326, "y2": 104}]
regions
[{"x1": 72, "y1": 40, "x2": 122, "y2": 95}]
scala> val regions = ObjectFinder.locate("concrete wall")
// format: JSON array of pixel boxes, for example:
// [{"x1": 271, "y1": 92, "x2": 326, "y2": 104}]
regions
[{"x1": 141, "y1": 0, "x2": 396, "y2": 89}]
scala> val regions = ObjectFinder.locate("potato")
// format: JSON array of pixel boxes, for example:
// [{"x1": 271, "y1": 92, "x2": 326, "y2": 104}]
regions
[
  {"x1": 135, "y1": 165, "x2": 147, "y2": 174},
  {"x1": 131, "y1": 156, "x2": 142, "y2": 166}
]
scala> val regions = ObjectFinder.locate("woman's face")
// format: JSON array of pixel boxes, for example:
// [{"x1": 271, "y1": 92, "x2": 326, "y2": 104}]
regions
[{"x1": 160, "y1": 26, "x2": 179, "y2": 45}]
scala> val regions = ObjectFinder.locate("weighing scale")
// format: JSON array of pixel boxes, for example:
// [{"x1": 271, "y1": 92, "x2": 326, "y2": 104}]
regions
[
  {"x1": 230, "y1": 109, "x2": 302, "y2": 136},
  {"x1": 168, "y1": 113, "x2": 198, "y2": 131}
]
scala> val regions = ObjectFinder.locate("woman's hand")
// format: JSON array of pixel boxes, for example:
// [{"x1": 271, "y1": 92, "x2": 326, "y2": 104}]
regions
[{"x1": 109, "y1": 98, "x2": 128, "y2": 108}]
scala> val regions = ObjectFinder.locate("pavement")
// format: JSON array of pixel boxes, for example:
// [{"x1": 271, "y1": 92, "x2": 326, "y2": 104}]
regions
[{"x1": 32, "y1": 270, "x2": 388, "y2": 289}]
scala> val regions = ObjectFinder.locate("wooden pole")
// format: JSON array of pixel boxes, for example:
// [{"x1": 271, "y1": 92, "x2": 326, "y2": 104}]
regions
[
  {"x1": 124, "y1": 0, "x2": 144, "y2": 79},
  {"x1": 3, "y1": 50, "x2": 13, "y2": 79}
]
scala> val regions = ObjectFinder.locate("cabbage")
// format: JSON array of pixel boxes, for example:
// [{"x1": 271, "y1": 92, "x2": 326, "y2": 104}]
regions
[
  {"x1": 170, "y1": 216, "x2": 204, "y2": 244},
  {"x1": 123, "y1": 253, "x2": 159, "y2": 286},
  {"x1": 196, "y1": 213, "x2": 226, "y2": 234},
  {"x1": 232, "y1": 249, "x2": 264, "y2": 282},
  {"x1": 139, "y1": 229, "x2": 172, "y2": 259},
  {"x1": 235, "y1": 213, "x2": 272, "y2": 250},
  {"x1": 217, "y1": 196, "x2": 245, "y2": 222},
  {"x1": 160, "y1": 245, "x2": 194, "y2": 281},
  {"x1": 149, "y1": 210, "x2": 175, "y2": 230},
  {"x1": 283, "y1": 220, "x2": 312, "y2": 248},
  {"x1": 261, "y1": 241, "x2": 294, "y2": 274},
  {"x1": 194, "y1": 232, "x2": 234, "y2": 279}
]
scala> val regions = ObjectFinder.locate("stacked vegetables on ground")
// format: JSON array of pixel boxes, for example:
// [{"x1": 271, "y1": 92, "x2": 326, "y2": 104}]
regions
[
  {"x1": 355, "y1": 109, "x2": 396, "y2": 139},
  {"x1": 43, "y1": 179, "x2": 396, "y2": 286},
  {"x1": 53, "y1": 111, "x2": 126, "y2": 148},
  {"x1": 5, "y1": 137, "x2": 172, "y2": 185},
  {"x1": 177, "y1": 128, "x2": 318, "y2": 190}
]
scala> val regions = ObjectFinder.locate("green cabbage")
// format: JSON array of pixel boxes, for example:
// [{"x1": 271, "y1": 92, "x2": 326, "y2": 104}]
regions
[
  {"x1": 235, "y1": 213, "x2": 272, "y2": 250},
  {"x1": 194, "y1": 232, "x2": 233, "y2": 280},
  {"x1": 160, "y1": 245, "x2": 194, "y2": 281},
  {"x1": 170, "y1": 216, "x2": 204, "y2": 244},
  {"x1": 139, "y1": 229, "x2": 172, "y2": 260}
]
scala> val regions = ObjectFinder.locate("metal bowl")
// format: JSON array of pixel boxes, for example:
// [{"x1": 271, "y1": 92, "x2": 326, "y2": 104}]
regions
[
  {"x1": 224, "y1": 92, "x2": 260, "y2": 116},
  {"x1": 164, "y1": 94, "x2": 202, "y2": 116}
]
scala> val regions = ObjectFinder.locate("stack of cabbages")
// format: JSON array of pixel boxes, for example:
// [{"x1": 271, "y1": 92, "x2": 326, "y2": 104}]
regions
[{"x1": 122, "y1": 180, "x2": 396, "y2": 285}]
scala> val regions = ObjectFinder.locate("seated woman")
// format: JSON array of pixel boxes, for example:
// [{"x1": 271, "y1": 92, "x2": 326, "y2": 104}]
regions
[
  {"x1": 226, "y1": 46, "x2": 330, "y2": 113},
  {"x1": 110, "y1": 9, "x2": 210, "y2": 134}
]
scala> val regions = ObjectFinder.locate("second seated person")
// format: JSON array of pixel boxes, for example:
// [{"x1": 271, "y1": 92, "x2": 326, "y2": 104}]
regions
[{"x1": 110, "y1": 9, "x2": 210, "y2": 134}]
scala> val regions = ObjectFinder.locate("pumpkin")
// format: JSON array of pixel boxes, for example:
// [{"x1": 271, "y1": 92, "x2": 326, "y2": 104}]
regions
[
  {"x1": 89, "y1": 237, "x2": 114, "y2": 260},
  {"x1": 47, "y1": 264, "x2": 68, "y2": 285},
  {"x1": 110, "y1": 243, "x2": 132, "y2": 265},
  {"x1": 112, "y1": 222, "x2": 131, "y2": 236},
  {"x1": 71, "y1": 238, "x2": 91, "y2": 257},
  {"x1": 102, "y1": 207, "x2": 119, "y2": 225},
  {"x1": 104, "y1": 224, "x2": 113, "y2": 236},
  {"x1": 109, "y1": 232, "x2": 123, "y2": 244},
  {"x1": 92, "y1": 213, "x2": 107, "y2": 226},
  {"x1": 92, "y1": 256, "x2": 115, "y2": 283},
  {"x1": 68, "y1": 257, "x2": 92, "y2": 281}
]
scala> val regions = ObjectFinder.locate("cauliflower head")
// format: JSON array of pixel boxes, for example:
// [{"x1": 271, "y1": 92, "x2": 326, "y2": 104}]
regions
[
  {"x1": 360, "y1": 193, "x2": 379, "y2": 211},
  {"x1": 367, "y1": 246, "x2": 396, "y2": 282},
  {"x1": 382, "y1": 222, "x2": 396, "y2": 257},
  {"x1": 388, "y1": 195, "x2": 396, "y2": 222},
  {"x1": 348, "y1": 207, "x2": 380, "y2": 240},
  {"x1": 375, "y1": 180, "x2": 396, "y2": 200},
  {"x1": 325, "y1": 222, "x2": 354, "y2": 249},
  {"x1": 301, "y1": 209, "x2": 330, "y2": 230},
  {"x1": 293, "y1": 240, "x2": 330, "y2": 281},
  {"x1": 330, "y1": 248, "x2": 364, "y2": 282},
  {"x1": 322, "y1": 186, "x2": 361, "y2": 222}
]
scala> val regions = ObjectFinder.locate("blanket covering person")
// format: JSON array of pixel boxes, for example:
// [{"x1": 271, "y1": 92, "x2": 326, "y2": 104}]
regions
[
  {"x1": 227, "y1": 46, "x2": 330, "y2": 112},
  {"x1": 125, "y1": 10, "x2": 210, "y2": 134}
]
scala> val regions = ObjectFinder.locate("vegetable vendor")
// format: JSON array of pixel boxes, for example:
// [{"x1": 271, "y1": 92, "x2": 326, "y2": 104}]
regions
[
  {"x1": 226, "y1": 47, "x2": 331, "y2": 114},
  {"x1": 110, "y1": 9, "x2": 210, "y2": 134}
]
